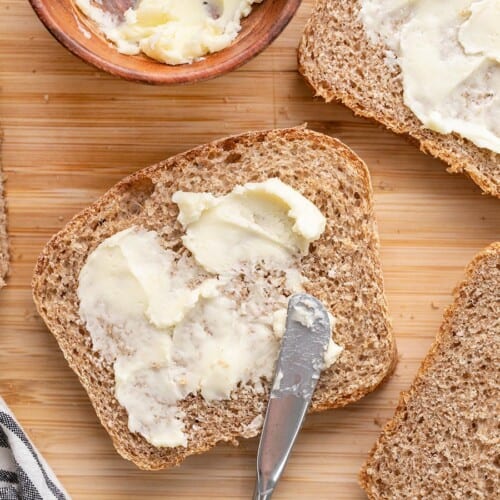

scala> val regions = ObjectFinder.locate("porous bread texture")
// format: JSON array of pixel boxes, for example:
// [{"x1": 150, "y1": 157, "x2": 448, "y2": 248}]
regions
[
  {"x1": 32, "y1": 127, "x2": 396, "y2": 470},
  {"x1": 298, "y1": 0, "x2": 500, "y2": 197},
  {"x1": 360, "y1": 242, "x2": 500, "y2": 499},
  {"x1": 0, "y1": 168, "x2": 8, "y2": 289}
]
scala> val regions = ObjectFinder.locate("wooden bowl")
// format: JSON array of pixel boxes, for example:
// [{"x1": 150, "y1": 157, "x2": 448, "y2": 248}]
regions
[{"x1": 29, "y1": 0, "x2": 302, "y2": 85}]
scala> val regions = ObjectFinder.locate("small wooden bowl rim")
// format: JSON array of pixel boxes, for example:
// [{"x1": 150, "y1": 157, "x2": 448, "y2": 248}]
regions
[{"x1": 29, "y1": 0, "x2": 303, "y2": 85}]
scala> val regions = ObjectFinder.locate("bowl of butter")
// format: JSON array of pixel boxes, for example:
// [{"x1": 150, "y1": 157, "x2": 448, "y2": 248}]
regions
[{"x1": 29, "y1": 0, "x2": 302, "y2": 84}]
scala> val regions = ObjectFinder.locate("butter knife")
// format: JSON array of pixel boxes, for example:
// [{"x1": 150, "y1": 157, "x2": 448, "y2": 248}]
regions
[{"x1": 253, "y1": 293, "x2": 331, "y2": 500}]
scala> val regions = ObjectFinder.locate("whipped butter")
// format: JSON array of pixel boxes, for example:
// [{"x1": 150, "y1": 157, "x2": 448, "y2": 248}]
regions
[
  {"x1": 172, "y1": 178, "x2": 326, "y2": 274},
  {"x1": 360, "y1": 0, "x2": 500, "y2": 153},
  {"x1": 75, "y1": 0, "x2": 262, "y2": 65},
  {"x1": 78, "y1": 179, "x2": 343, "y2": 448},
  {"x1": 459, "y1": 0, "x2": 500, "y2": 63}
]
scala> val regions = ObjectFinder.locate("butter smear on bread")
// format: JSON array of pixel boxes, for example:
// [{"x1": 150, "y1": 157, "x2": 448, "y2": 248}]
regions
[
  {"x1": 75, "y1": 0, "x2": 262, "y2": 65},
  {"x1": 77, "y1": 179, "x2": 343, "y2": 448},
  {"x1": 360, "y1": 0, "x2": 500, "y2": 153}
]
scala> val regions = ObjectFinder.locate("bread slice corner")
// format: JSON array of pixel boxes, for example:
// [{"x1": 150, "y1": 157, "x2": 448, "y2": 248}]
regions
[
  {"x1": 298, "y1": 0, "x2": 500, "y2": 197},
  {"x1": 360, "y1": 242, "x2": 500, "y2": 498},
  {"x1": 32, "y1": 127, "x2": 396, "y2": 470}
]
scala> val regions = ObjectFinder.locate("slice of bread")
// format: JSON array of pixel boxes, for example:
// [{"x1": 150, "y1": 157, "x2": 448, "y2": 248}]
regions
[
  {"x1": 360, "y1": 242, "x2": 500, "y2": 498},
  {"x1": 298, "y1": 1, "x2": 500, "y2": 197},
  {"x1": 32, "y1": 127, "x2": 396, "y2": 470},
  {"x1": 0, "y1": 167, "x2": 8, "y2": 289}
]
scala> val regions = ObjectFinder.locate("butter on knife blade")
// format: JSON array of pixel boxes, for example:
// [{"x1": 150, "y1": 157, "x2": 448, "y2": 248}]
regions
[{"x1": 254, "y1": 293, "x2": 334, "y2": 500}]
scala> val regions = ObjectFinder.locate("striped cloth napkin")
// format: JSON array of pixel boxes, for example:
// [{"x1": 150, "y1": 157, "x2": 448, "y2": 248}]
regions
[{"x1": 0, "y1": 397, "x2": 69, "y2": 500}]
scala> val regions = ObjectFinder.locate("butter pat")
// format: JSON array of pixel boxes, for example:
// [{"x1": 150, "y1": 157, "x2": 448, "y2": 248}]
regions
[
  {"x1": 459, "y1": 0, "x2": 500, "y2": 63},
  {"x1": 173, "y1": 178, "x2": 326, "y2": 274},
  {"x1": 360, "y1": 0, "x2": 500, "y2": 153},
  {"x1": 78, "y1": 227, "x2": 220, "y2": 331},
  {"x1": 75, "y1": 0, "x2": 262, "y2": 65},
  {"x1": 77, "y1": 180, "x2": 342, "y2": 448}
]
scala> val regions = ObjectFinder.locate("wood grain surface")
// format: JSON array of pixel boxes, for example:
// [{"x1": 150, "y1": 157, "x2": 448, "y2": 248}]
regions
[{"x1": 0, "y1": 1, "x2": 499, "y2": 498}]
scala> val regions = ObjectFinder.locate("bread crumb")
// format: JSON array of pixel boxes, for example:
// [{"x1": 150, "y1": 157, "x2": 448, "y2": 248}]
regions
[
  {"x1": 431, "y1": 301, "x2": 439, "y2": 310},
  {"x1": 24, "y1": 309, "x2": 38, "y2": 321},
  {"x1": 43, "y1": 94, "x2": 50, "y2": 103},
  {"x1": 377, "y1": 180, "x2": 393, "y2": 191}
]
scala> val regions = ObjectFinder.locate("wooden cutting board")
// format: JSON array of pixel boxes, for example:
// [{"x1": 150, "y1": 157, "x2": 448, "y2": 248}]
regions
[{"x1": 0, "y1": 1, "x2": 498, "y2": 498}]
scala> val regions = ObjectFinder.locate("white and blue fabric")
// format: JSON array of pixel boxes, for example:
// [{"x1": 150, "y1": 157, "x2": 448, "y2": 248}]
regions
[{"x1": 0, "y1": 397, "x2": 69, "y2": 500}]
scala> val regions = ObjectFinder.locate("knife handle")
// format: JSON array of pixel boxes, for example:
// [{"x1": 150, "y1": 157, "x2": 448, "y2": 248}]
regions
[{"x1": 253, "y1": 394, "x2": 310, "y2": 500}]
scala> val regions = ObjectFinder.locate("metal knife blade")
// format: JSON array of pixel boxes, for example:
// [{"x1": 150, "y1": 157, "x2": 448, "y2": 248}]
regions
[{"x1": 253, "y1": 293, "x2": 332, "y2": 500}]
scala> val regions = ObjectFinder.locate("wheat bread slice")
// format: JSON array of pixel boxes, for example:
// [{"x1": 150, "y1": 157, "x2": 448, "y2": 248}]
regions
[
  {"x1": 0, "y1": 167, "x2": 8, "y2": 289},
  {"x1": 298, "y1": 1, "x2": 500, "y2": 197},
  {"x1": 360, "y1": 242, "x2": 500, "y2": 498},
  {"x1": 32, "y1": 127, "x2": 396, "y2": 470}
]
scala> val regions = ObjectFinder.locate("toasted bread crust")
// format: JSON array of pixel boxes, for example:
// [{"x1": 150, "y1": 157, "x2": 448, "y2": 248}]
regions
[
  {"x1": 32, "y1": 127, "x2": 396, "y2": 470},
  {"x1": 298, "y1": 0, "x2": 500, "y2": 197},
  {"x1": 359, "y1": 242, "x2": 500, "y2": 498},
  {"x1": 0, "y1": 167, "x2": 8, "y2": 289}
]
